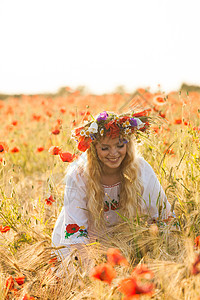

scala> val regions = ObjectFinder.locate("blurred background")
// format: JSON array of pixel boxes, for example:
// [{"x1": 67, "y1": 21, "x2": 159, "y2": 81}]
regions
[{"x1": 0, "y1": 0, "x2": 200, "y2": 96}]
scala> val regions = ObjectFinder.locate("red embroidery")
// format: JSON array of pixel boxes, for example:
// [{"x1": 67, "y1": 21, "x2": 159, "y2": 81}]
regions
[
  {"x1": 111, "y1": 200, "x2": 120, "y2": 210},
  {"x1": 66, "y1": 224, "x2": 80, "y2": 234}
]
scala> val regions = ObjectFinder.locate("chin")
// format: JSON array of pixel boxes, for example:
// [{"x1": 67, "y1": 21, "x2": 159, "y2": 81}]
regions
[{"x1": 106, "y1": 159, "x2": 123, "y2": 168}]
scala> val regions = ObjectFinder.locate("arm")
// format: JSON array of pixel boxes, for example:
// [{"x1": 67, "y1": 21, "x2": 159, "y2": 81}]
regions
[
  {"x1": 61, "y1": 168, "x2": 89, "y2": 244},
  {"x1": 54, "y1": 166, "x2": 89, "y2": 261}
]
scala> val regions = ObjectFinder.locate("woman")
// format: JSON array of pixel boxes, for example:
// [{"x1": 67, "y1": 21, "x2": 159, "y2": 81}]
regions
[{"x1": 52, "y1": 110, "x2": 173, "y2": 258}]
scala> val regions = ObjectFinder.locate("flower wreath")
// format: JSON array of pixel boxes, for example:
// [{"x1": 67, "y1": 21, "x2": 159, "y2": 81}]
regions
[{"x1": 72, "y1": 109, "x2": 151, "y2": 152}]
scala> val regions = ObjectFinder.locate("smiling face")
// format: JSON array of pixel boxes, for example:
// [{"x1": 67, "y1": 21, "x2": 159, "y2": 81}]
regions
[{"x1": 95, "y1": 136, "x2": 127, "y2": 174}]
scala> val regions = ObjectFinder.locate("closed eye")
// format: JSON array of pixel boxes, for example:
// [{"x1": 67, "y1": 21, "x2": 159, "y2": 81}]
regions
[{"x1": 101, "y1": 144, "x2": 124, "y2": 151}]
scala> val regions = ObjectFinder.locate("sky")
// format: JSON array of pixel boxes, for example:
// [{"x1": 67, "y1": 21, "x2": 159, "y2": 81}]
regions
[{"x1": 0, "y1": 0, "x2": 200, "y2": 95}]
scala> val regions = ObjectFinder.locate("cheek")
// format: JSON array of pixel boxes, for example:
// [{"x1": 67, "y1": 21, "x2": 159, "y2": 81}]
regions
[
  {"x1": 120, "y1": 146, "x2": 127, "y2": 156},
  {"x1": 96, "y1": 148, "x2": 106, "y2": 159}
]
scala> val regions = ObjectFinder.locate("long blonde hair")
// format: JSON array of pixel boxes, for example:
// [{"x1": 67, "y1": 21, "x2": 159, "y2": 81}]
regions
[{"x1": 85, "y1": 137, "x2": 143, "y2": 229}]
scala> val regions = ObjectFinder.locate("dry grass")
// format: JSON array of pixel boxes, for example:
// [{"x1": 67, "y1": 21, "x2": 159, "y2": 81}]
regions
[{"x1": 0, "y1": 87, "x2": 199, "y2": 299}]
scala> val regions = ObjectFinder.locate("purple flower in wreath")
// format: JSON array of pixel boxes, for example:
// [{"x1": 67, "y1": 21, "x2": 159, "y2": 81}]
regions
[
  {"x1": 130, "y1": 118, "x2": 138, "y2": 127},
  {"x1": 97, "y1": 111, "x2": 108, "y2": 122}
]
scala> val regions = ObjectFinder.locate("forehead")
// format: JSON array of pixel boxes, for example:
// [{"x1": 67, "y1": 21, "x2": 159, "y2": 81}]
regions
[{"x1": 97, "y1": 136, "x2": 122, "y2": 146}]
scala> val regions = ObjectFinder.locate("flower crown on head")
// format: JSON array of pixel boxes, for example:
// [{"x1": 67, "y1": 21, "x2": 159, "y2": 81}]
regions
[{"x1": 72, "y1": 109, "x2": 151, "y2": 152}]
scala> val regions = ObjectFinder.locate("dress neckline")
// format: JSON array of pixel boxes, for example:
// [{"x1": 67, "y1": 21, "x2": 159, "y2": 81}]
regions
[{"x1": 102, "y1": 182, "x2": 121, "y2": 188}]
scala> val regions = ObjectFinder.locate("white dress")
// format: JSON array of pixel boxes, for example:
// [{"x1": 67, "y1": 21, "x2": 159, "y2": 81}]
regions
[{"x1": 52, "y1": 154, "x2": 172, "y2": 252}]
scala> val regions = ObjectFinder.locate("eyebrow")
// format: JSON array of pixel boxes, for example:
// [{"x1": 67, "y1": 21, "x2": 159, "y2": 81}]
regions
[{"x1": 100, "y1": 142, "x2": 123, "y2": 147}]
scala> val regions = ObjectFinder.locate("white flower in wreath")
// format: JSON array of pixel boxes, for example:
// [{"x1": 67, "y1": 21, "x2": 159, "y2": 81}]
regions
[
  {"x1": 113, "y1": 115, "x2": 120, "y2": 121},
  {"x1": 85, "y1": 129, "x2": 90, "y2": 137},
  {"x1": 124, "y1": 127, "x2": 131, "y2": 135},
  {"x1": 122, "y1": 120, "x2": 130, "y2": 128},
  {"x1": 88, "y1": 122, "x2": 98, "y2": 134},
  {"x1": 80, "y1": 129, "x2": 86, "y2": 136},
  {"x1": 135, "y1": 118, "x2": 145, "y2": 129},
  {"x1": 100, "y1": 128, "x2": 104, "y2": 136}
]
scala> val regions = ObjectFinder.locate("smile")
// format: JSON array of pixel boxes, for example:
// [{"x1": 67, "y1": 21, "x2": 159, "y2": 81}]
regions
[{"x1": 107, "y1": 157, "x2": 120, "y2": 162}]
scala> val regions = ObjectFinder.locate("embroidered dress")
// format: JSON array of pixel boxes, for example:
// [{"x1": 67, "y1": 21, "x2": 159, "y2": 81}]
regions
[{"x1": 52, "y1": 154, "x2": 172, "y2": 251}]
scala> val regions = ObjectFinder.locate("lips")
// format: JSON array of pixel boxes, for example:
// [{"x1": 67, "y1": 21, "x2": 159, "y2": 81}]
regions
[{"x1": 107, "y1": 157, "x2": 120, "y2": 162}]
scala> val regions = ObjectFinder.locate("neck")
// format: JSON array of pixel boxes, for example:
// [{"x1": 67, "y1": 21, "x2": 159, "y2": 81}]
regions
[{"x1": 102, "y1": 165, "x2": 120, "y2": 176}]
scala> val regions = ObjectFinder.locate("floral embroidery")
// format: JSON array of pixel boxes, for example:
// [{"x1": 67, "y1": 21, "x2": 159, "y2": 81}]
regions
[
  {"x1": 65, "y1": 224, "x2": 88, "y2": 239},
  {"x1": 104, "y1": 198, "x2": 120, "y2": 211},
  {"x1": 111, "y1": 199, "x2": 120, "y2": 210},
  {"x1": 77, "y1": 228, "x2": 88, "y2": 238},
  {"x1": 104, "y1": 200, "x2": 109, "y2": 212},
  {"x1": 104, "y1": 192, "x2": 120, "y2": 212}
]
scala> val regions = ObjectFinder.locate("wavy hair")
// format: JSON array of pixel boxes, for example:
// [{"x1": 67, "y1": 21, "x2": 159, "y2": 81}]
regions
[{"x1": 85, "y1": 137, "x2": 143, "y2": 229}]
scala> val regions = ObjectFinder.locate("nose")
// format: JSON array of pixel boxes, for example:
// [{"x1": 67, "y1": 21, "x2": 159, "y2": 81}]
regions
[{"x1": 109, "y1": 147, "x2": 118, "y2": 157}]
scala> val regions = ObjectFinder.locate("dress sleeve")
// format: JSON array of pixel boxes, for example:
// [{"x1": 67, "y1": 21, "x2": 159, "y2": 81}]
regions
[
  {"x1": 59, "y1": 166, "x2": 89, "y2": 245},
  {"x1": 139, "y1": 158, "x2": 172, "y2": 219}
]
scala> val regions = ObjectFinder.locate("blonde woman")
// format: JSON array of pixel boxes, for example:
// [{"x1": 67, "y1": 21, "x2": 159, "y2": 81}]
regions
[{"x1": 52, "y1": 110, "x2": 173, "y2": 259}]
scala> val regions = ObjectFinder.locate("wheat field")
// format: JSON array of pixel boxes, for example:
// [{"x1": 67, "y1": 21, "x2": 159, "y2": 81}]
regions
[{"x1": 0, "y1": 87, "x2": 199, "y2": 299}]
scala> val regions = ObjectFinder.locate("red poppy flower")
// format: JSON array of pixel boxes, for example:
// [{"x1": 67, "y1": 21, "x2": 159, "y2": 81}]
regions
[
  {"x1": 48, "y1": 146, "x2": 61, "y2": 155},
  {"x1": 60, "y1": 107, "x2": 66, "y2": 114},
  {"x1": 78, "y1": 138, "x2": 92, "y2": 152},
  {"x1": 32, "y1": 114, "x2": 41, "y2": 121},
  {"x1": 51, "y1": 128, "x2": 60, "y2": 135},
  {"x1": 15, "y1": 275, "x2": 25, "y2": 285},
  {"x1": 174, "y1": 119, "x2": 182, "y2": 124},
  {"x1": 5, "y1": 275, "x2": 14, "y2": 290},
  {"x1": 152, "y1": 126, "x2": 159, "y2": 133},
  {"x1": 74, "y1": 126, "x2": 84, "y2": 137},
  {"x1": 48, "y1": 257, "x2": 58, "y2": 267},
  {"x1": 59, "y1": 152, "x2": 75, "y2": 162},
  {"x1": 90, "y1": 263, "x2": 117, "y2": 285},
  {"x1": 0, "y1": 142, "x2": 9, "y2": 153},
  {"x1": 131, "y1": 264, "x2": 154, "y2": 280},
  {"x1": 165, "y1": 148, "x2": 174, "y2": 155},
  {"x1": 45, "y1": 195, "x2": 55, "y2": 206},
  {"x1": 191, "y1": 254, "x2": 200, "y2": 275},
  {"x1": 72, "y1": 120, "x2": 77, "y2": 126},
  {"x1": 107, "y1": 248, "x2": 129, "y2": 266},
  {"x1": 118, "y1": 116, "x2": 130, "y2": 124},
  {"x1": 159, "y1": 112, "x2": 166, "y2": 118},
  {"x1": 66, "y1": 224, "x2": 80, "y2": 234},
  {"x1": 37, "y1": 147, "x2": 45, "y2": 152},
  {"x1": 118, "y1": 277, "x2": 154, "y2": 299},
  {"x1": 156, "y1": 96, "x2": 165, "y2": 103},
  {"x1": 0, "y1": 225, "x2": 11, "y2": 233},
  {"x1": 194, "y1": 236, "x2": 200, "y2": 248},
  {"x1": 70, "y1": 111, "x2": 75, "y2": 117},
  {"x1": 104, "y1": 121, "x2": 120, "y2": 138},
  {"x1": 57, "y1": 119, "x2": 62, "y2": 125},
  {"x1": 153, "y1": 95, "x2": 166, "y2": 106},
  {"x1": 11, "y1": 147, "x2": 20, "y2": 153},
  {"x1": 46, "y1": 111, "x2": 52, "y2": 117},
  {"x1": 132, "y1": 109, "x2": 151, "y2": 117},
  {"x1": 11, "y1": 120, "x2": 18, "y2": 126},
  {"x1": 80, "y1": 111, "x2": 90, "y2": 116}
]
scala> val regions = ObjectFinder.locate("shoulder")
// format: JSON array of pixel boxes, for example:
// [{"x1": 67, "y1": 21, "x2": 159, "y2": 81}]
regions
[
  {"x1": 65, "y1": 152, "x2": 88, "y2": 187},
  {"x1": 137, "y1": 156, "x2": 158, "y2": 182},
  {"x1": 137, "y1": 156, "x2": 154, "y2": 172}
]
